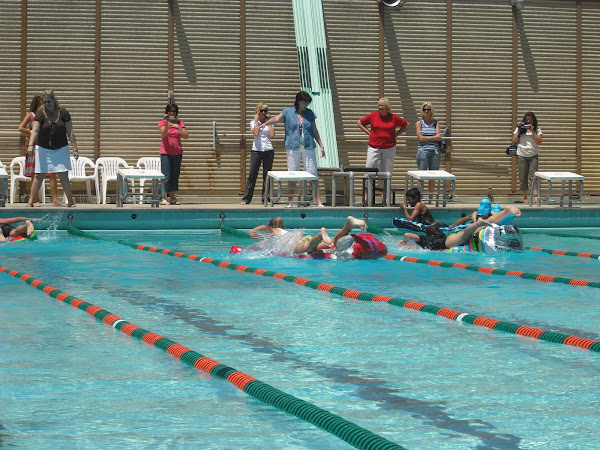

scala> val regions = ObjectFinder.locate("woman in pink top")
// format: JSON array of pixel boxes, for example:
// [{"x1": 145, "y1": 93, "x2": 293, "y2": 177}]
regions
[{"x1": 158, "y1": 103, "x2": 188, "y2": 205}]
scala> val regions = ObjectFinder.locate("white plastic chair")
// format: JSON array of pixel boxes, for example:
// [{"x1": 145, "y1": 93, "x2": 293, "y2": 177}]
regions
[
  {"x1": 95, "y1": 157, "x2": 131, "y2": 204},
  {"x1": 9, "y1": 156, "x2": 45, "y2": 204},
  {"x1": 136, "y1": 157, "x2": 162, "y2": 203},
  {"x1": 64, "y1": 156, "x2": 99, "y2": 204}
]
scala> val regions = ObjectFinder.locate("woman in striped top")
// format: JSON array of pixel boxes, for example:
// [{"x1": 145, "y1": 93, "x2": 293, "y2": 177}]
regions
[{"x1": 415, "y1": 102, "x2": 442, "y2": 202}]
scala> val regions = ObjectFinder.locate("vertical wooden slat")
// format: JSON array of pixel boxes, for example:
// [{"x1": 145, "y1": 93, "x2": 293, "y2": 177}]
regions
[
  {"x1": 240, "y1": 0, "x2": 247, "y2": 193},
  {"x1": 576, "y1": 0, "x2": 582, "y2": 174},
  {"x1": 94, "y1": 0, "x2": 101, "y2": 160},
  {"x1": 19, "y1": 0, "x2": 27, "y2": 155},
  {"x1": 445, "y1": 0, "x2": 452, "y2": 171},
  {"x1": 511, "y1": 2, "x2": 518, "y2": 192}
]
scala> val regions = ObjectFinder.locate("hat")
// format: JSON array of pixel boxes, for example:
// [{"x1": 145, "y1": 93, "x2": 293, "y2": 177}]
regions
[
  {"x1": 477, "y1": 197, "x2": 491, "y2": 216},
  {"x1": 491, "y1": 203, "x2": 502, "y2": 213}
]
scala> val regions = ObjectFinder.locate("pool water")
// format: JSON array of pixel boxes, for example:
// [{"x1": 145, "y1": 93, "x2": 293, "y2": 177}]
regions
[{"x1": 1, "y1": 228, "x2": 599, "y2": 449}]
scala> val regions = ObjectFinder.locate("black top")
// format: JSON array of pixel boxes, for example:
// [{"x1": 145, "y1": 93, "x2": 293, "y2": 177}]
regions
[
  {"x1": 416, "y1": 208, "x2": 436, "y2": 225},
  {"x1": 36, "y1": 108, "x2": 71, "y2": 150}
]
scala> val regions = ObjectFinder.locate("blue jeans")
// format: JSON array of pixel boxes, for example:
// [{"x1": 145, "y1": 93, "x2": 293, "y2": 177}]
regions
[
  {"x1": 160, "y1": 153, "x2": 182, "y2": 194},
  {"x1": 416, "y1": 149, "x2": 441, "y2": 170}
]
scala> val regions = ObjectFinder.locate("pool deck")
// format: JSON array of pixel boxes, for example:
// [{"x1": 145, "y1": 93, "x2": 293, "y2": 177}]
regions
[{"x1": 2, "y1": 194, "x2": 599, "y2": 230}]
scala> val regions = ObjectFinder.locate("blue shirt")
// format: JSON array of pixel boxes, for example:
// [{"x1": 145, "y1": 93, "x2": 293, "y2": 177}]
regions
[{"x1": 281, "y1": 107, "x2": 317, "y2": 150}]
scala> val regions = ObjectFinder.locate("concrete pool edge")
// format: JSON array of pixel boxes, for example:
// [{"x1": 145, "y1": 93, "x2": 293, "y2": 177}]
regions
[{"x1": 5, "y1": 205, "x2": 600, "y2": 230}]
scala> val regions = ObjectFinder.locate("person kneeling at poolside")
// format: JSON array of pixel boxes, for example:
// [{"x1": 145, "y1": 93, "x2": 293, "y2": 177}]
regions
[
  {"x1": 0, "y1": 216, "x2": 40, "y2": 243},
  {"x1": 249, "y1": 215, "x2": 368, "y2": 255}
]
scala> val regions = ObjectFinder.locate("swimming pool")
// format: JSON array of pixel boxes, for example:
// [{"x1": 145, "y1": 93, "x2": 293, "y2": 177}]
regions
[{"x1": 1, "y1": 227, "x2": 599, "y2": 448}]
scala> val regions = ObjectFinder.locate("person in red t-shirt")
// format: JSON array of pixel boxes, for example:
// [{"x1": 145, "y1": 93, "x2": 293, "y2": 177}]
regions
[{"x1": 357, "y1": 97, "x2": 408, "y2": 203}]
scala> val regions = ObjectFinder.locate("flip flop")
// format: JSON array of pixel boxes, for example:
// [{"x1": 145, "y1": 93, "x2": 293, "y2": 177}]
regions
[
  {"x1": 26, "y1": 203, "x2": 34, "y2": 207},
  {"x1": 170, "y1": 201, "x2": 181, "y2": 205},
  {"x1": 67, "y1": 203, "x2": 76, "y2": 208}
]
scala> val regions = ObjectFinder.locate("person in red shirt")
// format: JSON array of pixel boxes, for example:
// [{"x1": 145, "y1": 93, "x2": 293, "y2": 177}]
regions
[{"x1": 357, "y1": 97, "x2": 408, "y2": 204}]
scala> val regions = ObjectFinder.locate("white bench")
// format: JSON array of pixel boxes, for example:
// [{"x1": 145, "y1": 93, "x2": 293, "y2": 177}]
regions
[
  {"x1": 264, "y1": 171, "x2": 318, "y2": 207},
  {"x1": 530, "y1": 171, "x2": 584, "y2": 208},
  {"x1": 405, "y1": 170, "x2": 456, "y2": 207},
  {"x1": 116, "y1": 169, "x2": 165, "y2": 207},
  {"x1": 0, "y1": 167, "x2": 8, "y2": 207}
]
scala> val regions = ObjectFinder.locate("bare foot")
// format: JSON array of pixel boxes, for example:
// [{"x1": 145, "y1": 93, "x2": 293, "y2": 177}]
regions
[
  {"x1": 506, "y1": 205, "x2": 522, "y2": 217},
  {"x1": 533, "y1": 196, "x2": 538, "y2": 204},
  {"x1": 320, "y1": 227, "x2": 333, "y2": 246},
  {"x1": 34, "y1": 202, "x2": 41, "y2": 207},
  {"x1": 347, "y1": 215, "x2": 367, "y2": 231},
  {"x1": 523, "y1": 198, "x2": 529, "y2": 204},
  {"x1": 25, "y1": 220, "x2": 34, "y2": 237},
  {"x1": 53, "y1": 200, "x2": 66, "y2": 207}
]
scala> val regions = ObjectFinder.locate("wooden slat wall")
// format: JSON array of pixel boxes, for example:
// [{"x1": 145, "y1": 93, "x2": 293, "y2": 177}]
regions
[
  {"x1": 581, "y1": 0, "x2": 600, "y2": 192},
  {"x1": 172, "y1": 0, "x2": 242, "y2": 194},
  {"x1": 2, "y1": 0, "x2": 600, "y2": 197},
  {"x1": 381, "y1": 0, "x2": 449, "y2": 188},
  {"x1": 244, "y1": 0, "x2": 299, "y2": 194},
  {"x1": 0, "y1": 0, "x2": 22, "y2": 161},
  {"x1": 26, "y1": 1, "x2": 96, "y2": 158},
  {"x1": 322, "y1": 0, "x2": 380, "y2": 170},
  {"x1": 516, "y1": 0, "x2": 578, "y2": 178},
  {"x1": 99, "y1": 1, "x2": 168, "y2": 166},
  {"x1": 451, "y1": 0, "x2": 513, "y2": 195}
]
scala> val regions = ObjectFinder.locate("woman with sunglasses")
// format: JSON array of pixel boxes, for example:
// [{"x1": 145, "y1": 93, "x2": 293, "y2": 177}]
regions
[
  {"x1": 241, "y1": 102, "x2": 275, "y2": 204},
  {"x1": 27, "y1": 90, "x2": 77, "y2": 207},
  {"x1": 415, "y1": 101, "x2": 443, "y2": 202},
  {"x1": 159, "y1": 103, "x2": 188, "y2": 205}
]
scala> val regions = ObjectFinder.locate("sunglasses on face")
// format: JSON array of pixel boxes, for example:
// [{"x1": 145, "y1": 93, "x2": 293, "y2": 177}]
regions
[
  {"x1": 423, "y1": 108, "x2": 431, "y2": 112},
  {"x1": 259, "y1": 109, "x2": 268, "y2": 113}
]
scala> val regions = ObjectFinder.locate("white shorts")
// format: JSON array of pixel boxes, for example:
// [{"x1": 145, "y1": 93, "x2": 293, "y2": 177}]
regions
[
  {"x1": 286, "y1": 145, "x2": 318, "y2": 176},
  {"x1": 35, "y1": 145, "x2": 71, "y2": 173},
  {"x1": 365, "y1": 145, "x2": 396, "y2": 174}
]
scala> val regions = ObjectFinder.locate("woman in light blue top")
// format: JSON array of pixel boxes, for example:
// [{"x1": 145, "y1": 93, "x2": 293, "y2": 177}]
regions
[
  {"x1": 415, "y1": 101, "x2": 442, "y2": 203},
  {"x1": 262, "y1": 91, "x2": 325, "y2": 207}
]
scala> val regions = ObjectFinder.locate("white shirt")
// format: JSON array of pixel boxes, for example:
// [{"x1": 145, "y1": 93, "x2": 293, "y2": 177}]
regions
[
  {"x1": 513, "y1": 126, "x2": 542, "y2": 157},
  {"x1": 250, "y1": 120, "x2": 274, "y2": 152}
]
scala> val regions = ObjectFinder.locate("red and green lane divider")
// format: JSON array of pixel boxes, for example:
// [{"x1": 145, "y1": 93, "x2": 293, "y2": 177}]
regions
[
  {"x1": 65, "y1": 226, "x2": 600, "y2": 354},
  {"x1": 384, "y1": 254, "x2": 600, "y2": 289},
  {"x1": 0, "y1": 265, "x2": 403, "y2": 450},
  {"x1": 525, "y1": 247, "x2": 600, "y2": 260}
]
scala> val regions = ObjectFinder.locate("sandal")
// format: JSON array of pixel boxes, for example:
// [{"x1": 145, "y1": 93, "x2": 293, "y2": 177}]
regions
[
  {"x1": 67, "y1": 203, "x2": 76, "y2": 208},
  {"x1": 26, "y1": 203, "x2": 34, "y2": 207},
  {"x1": 170, "y1": 201, "x2": 181, "y2": 205},
  {"x1": 160, "y1": 199, "x2": 169, "y2": 205}
]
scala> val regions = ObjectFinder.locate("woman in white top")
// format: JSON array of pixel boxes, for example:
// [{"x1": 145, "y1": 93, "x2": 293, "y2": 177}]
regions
[
  {"x1": 511, "y1": 111, "x2": 542, "y2": 203},
  {"x1": 241, "y1": 102, "x2": 275, "y2": 204}
]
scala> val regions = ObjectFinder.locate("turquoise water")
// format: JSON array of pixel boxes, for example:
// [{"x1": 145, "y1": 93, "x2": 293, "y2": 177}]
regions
[{"x1": 1, "y1": 229, "x2": 599, "y2": 449}]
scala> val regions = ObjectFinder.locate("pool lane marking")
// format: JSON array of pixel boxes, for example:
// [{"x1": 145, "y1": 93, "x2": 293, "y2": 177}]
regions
[
  {"x1": 525, "y1": 247, "x2": 600, "y2": 260},
  {"x1": 0, "y1": 266, "x2": 404, "y2": 450},
  {"x1": 65, "y1": 227, "x2": 600, "y2": 354},
  {"x1": 385, "y1": 254, "x2": 600, "y2": 288}
]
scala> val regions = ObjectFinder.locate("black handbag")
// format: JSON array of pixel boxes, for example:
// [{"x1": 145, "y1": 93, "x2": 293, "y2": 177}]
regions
[{"x1": 506, "y1": 144, "x2": 517, "y2": 156}]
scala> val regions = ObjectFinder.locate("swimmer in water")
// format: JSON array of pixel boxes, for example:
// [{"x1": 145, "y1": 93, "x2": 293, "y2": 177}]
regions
[
  {"x1": 249, "y1": 216, "x2": 367, "y2": 254},
  {"x1": 0, "y1": 216, "x2": 41, "y2": 243}
]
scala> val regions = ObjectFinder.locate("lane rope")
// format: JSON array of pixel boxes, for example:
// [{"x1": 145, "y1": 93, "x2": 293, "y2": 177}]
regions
[
  {"x1": 0, "y1": 265, "x2": 404, "y2": 450},
  {"x1": 384, "y1": 253, "x2": 600, "y2": 289},
  {"x1": 66, "y1": 226, "x2": 600, "y2": 354}
]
